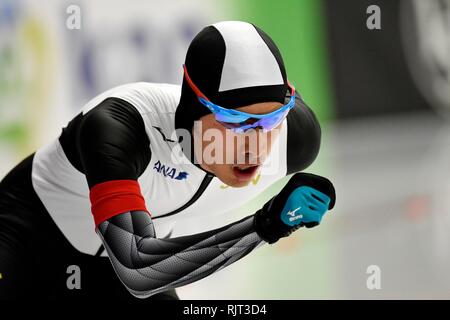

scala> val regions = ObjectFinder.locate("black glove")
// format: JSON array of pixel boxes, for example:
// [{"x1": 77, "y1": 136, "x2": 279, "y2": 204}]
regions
[{"x1": 254, "y1": 172, "x2": 336, "y2": 244}]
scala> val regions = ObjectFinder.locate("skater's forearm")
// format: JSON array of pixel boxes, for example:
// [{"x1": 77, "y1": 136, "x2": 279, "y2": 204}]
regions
[{"x1": 97, "y1": 211, "x2": 265, "y2": 298}]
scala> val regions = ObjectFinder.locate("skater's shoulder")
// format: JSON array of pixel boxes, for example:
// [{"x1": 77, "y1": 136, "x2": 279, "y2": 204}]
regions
[{"x1": 81, "y1": 82, "x2": 181, "y2": 116}]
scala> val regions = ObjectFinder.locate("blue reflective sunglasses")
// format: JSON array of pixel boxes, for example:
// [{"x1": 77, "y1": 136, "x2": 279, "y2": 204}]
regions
[{"x1": 183, "y1": 64, "x2": 296, "y2": 133}]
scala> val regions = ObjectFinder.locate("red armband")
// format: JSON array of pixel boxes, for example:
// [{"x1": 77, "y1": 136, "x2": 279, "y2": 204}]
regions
[{"x1": 89, "y1": 180, "x2": 149, "y2": 227}]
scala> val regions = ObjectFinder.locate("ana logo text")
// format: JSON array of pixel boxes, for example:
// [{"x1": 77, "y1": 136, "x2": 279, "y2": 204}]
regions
[{"x1": 153, "y1": 161, "x2": 188, "y2": 180}]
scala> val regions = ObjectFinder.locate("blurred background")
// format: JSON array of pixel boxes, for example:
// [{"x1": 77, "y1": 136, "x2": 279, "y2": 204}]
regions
[{"x1": 0, "y1": 0, "x2": 449, "y2": 299}]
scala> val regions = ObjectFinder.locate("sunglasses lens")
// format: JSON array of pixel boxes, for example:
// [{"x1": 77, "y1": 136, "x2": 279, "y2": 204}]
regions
[
  {"x1": 217, "y1": 110, "x2": 288, "y2": 132},
  {"x1": 258, "y1": 110, "x2": 288, "y2": 131},
  {"x1": 215, "y1": 112, "x2": 249, "y2": 124}
]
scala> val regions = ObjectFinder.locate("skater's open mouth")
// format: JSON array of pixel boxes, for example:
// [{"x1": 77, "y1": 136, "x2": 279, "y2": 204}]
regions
[{"x1": 232, "y1": 165, "x2": 260, "y2": 181}]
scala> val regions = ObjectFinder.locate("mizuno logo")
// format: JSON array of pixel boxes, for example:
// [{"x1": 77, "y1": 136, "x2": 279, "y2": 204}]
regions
[
  {"x1": 287, "y1": 207, "x2": 303, "y2": 222},
  {"x1": 153, "y1": 160, "x2": 188, "y2": 180},
  {"x1": 287, "y1": 207, "x2": 301, "y2": 216}
]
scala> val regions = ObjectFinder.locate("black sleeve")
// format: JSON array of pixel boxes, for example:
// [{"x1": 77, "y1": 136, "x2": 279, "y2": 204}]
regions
[
  {"x1": 76, "y1": 97, "x2": 151, "y2": 189},
  {"x1": 97, "y1": 210, "x2": 264, "y2": 298},
  {"x1": 285, "y1": 90, "x2": 321, "y2": 175}
]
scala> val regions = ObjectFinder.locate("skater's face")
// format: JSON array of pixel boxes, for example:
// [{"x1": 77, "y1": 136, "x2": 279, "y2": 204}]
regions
[{"x1": 194, "y1": 101, "x2": 284, "y2": 188}]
